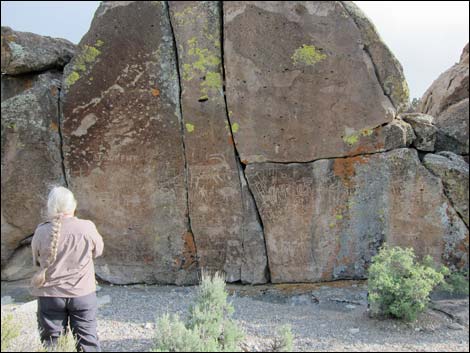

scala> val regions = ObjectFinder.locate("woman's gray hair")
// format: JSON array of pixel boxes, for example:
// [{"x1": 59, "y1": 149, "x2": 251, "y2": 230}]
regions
[
  {"x1": 47, "y1": 186, "x2": 77, "y2": 219},
  {"x1": 31, "y1": 186, "x2": 77, "y2": 288}
]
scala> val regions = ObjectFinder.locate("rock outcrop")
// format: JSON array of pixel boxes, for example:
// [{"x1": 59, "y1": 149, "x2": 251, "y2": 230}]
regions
[
  {"x1": 1, "y1": 71, "x2": 65, "y2": 266},
  {"x1": 245, "y1": 148, "x2": 468, "y2": 282},
  {"x1": 168, "y1": 1, "x2": 268, "y2": 283},
  {"x1": 423, "y1": 152, "x2": 469, "y2": 227},
  {"x1": 61, "y1": 1, "x2": 196, "y2": 285},
  {"x1": 420, "y1": 43, "x2": 469, "y2": 155},
  {"x1": 1, "y1": 3, "x2": 468, "y2": 284},
  {"x1": 223, "y1": 1, "x2": 409, "y2": 163},
  {"x1": 1, "y1": 26, "x2": 75, "y2": 75}
]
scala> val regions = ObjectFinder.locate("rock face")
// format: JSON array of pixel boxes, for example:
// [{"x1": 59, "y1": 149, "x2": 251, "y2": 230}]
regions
[
  {"x1": 434, "y1": 98, "x2": 469, "y2": 155},
  {"x1": 168, "y1": 1, "x2": 268, "y2": 283},
  {"x1": 1, "y1": 71, "x2": 65, "y2": 266},
  {"x1": 61, "y1": 1, "x2": 197, "y2": 284},
  {"x1": 1, "y1": 3, "x2": 468, "y2": 284},
  {"x1": 420, "y1": 43, "x2": 469, "y2": 118},
  {"x1": 420, "y1": 43, "x2": 469, "y2": 155},
  {"x1": 1, "y1": 26, "x2": 75, "y2": 75},
  {"x1": 245, "y1": 149, "x2": 468, "y2": 283},
  {"x1": 223, "y1": 1, "x2": 408, "y2": 163},
  {"x1": 424, "y1": 152, "x2": 469, "y2": 227}
]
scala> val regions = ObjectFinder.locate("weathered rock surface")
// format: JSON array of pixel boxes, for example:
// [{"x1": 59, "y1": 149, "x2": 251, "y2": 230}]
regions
[
  {"x1": 341, "y1": 1, "x2": 409, "y2": 112},
  {"x1": 245, "y1": 148, "x2": 468, "y2": 283},
  {"x1": 434, "y1": 98, "x2": 469, "y2": 155},
  {"x1": 423, "y1": 152, "x2": 469, "y2": 227},
  {"x1": 1, "y1": 4, "x2": 467, "y2": 285},
  {"x1": 61, "y1": 1, "x2": 196, "y2": 285},
  {"x1": 420, "y1": 43, "x2": 469, "y2": 118},
  {"x1": 223, "y1": 1, "x2": 408, "y2": 163},
  {"x1": 0, "y1": 245, "x2": 35, "y2": 281},
  {"x1": 419, "y1": 43, "x2": 469, "y2": 155},
  {"x1": 168, "y1": 1, "x2": 268, "y2": 283},
  {"x1": 1, "y1": 71, "x2": 64, "y2": 266},
  {"x1": 1, "y1": 73, "x2": 40, "y2": 102},
  {"x1": 1, "y1": 26, "x2": 76, "y2": 75},
  {"x1": 401, "y1": 113, "x2": 437, "y2": 151}
]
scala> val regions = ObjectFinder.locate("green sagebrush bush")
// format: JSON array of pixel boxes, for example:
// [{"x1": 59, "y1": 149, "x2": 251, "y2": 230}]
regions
[
  {"x1": 439, "y1": 270, "x2": 469, "y2": 296},
  {"x1": 270, "y1": 325, "x2": 294, "y2": 352},
  {"x1": 1, "y1": 313, "x2": 77, "y2": 352},
  {"x1": 40, "y1": 330, "x2": 78, "y2": 352},
  {"x1": 153, "y1": 272, "x2": 244, "y2": 352},
  {"x1": 368, "y1": 244, "x2": 446, "y2": 322}
]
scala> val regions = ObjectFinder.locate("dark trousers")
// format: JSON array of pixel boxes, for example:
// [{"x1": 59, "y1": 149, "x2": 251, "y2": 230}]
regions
[{"x1": 37, "y1": 292, "x2": 101, "y2": 352}]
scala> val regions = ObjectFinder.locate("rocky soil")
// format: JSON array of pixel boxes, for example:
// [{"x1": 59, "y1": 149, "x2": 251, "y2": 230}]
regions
[{"x1": 1, "y1": 280, "x2": 468, "y2": 352}]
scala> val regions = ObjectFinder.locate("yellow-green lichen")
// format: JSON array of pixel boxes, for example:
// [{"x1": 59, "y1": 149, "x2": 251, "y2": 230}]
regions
[
  {"x1": 343, "y1": 127, "x2": 375, "y2": 145},
  {"x1": 74, "y1": 45, "x2": 101, "y2": 73},
  {"x1": 231, "y1": 122, "x2": 239, "y2": 133},
  {"x1": 173, "y1": 6, "x2": 197, "y2": 26},
  {"x1": 329, "y1": 222, "x2": 336, "y2": 228},
  {"x1": 291, "y1": 44, "x2": 327, "y2": 66},
  {"x1": 384, "y1": 75, "x2": 410, "y2": 111},
  {"x1": 201, "y1": 72, "x2": 222, "y2": 90},
  {"x1": 185, "y1": 123, "x2": 195, "y2": 132},
  {"x1": 65, "y1": 71, "x2": 80, "y2": 87},
  {"x1": 335, "y1": 214, "x2": 343, "y2": 220},
  {"x1": 66, "y1": 42, "x2": 102, "y2": 86},
  {"x1": 343, "y1": 133, "x2": 359, "y2": 146}
]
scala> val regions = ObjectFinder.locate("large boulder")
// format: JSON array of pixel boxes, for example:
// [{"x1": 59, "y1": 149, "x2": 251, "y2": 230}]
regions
[
  {"x1": 401, "y1": 113, "x2": 437, "y2": 152},
  {"x1": 423, "y1": 152, "x2": 469, "y2": 227},
  {"x1": 420, "y1": 43, "x2": 469, "y2": 155},
  {"x1": 61, "y1": 1, "x2": 196, "y2": 284},
  {"x1": 420, "y1": 43, "x2": 469, "y2": 117},
  {"x1": 1, "y1": 71, "x2": 65, "y2": 266},
  {"x1": 434, "y1": 98, "x2": 469, "y2": 154},
  {"x1": 1, "y1": 26, "x2": 76, "y2": 75},
  {"x1": 245, "y1": 148, "x2": 468, "y2": 283},
  {"x1": 223, "y1": 1, "x2": 409, "y2": 163},
  {"x1": 168, "y1": 1, "x2": 268, "y2": 283},
  {"x1": 1, "y1": 73, "x2": 40, "y2": 102}
]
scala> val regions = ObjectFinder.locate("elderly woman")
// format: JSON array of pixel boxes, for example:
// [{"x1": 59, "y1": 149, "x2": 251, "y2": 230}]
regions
[{"x1": 31, "y1": 186, "x2": 104, "y2": 352}]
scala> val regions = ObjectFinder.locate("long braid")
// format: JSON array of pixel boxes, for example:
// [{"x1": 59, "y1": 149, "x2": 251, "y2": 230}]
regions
[{"x1": 31, "y1": 215, "x2": 63, "y2": 288}]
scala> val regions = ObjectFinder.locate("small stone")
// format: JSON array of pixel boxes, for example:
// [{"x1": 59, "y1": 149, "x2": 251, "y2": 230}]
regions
[
  {"x1": 143, "y1": 322, "x2": 153, "y2": 330},
  {"x1": 346, "y1": 304, "x2": 356, "y2": 309},
  {"x1": 349, "y1": 328, "x2": 360, "y2": 334}
]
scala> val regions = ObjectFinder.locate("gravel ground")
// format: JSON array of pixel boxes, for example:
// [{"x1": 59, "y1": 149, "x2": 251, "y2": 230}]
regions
[{"x1": 1, "y1": 280, "x2": 469, "y2": 352}]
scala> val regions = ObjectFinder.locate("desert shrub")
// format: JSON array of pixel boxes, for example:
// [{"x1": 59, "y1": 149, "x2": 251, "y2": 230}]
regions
[
  {"x1": 439, "y1": 270, "x2": 469, "y2": 295},
  {"x1": 153, "y1": 272, "x2": 244, "y2": 352},
  {"x1": 270, "y1": 325, "x2": 294, "y2": 352},
  {"x1": 1, "y1": 313, "x2": 21, "y2": 351},
  {"x1": 41, "y1": 330, "x2": 78, "y2": 352},
  {"x1": 368, "y1": 244, "x2": 446, "y2": 321}
]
